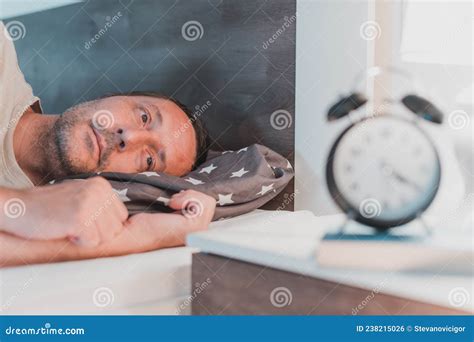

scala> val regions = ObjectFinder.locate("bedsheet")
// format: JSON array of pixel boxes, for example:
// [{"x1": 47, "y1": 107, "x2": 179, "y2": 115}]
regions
[{"x1": 0, "y1": 246, "x2": 197, "y2": 315}]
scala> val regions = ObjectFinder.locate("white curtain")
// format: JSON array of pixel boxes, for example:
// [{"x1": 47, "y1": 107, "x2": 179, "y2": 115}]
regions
[{"x1": 400, "y1": 0, "x2": 473, "y2": 66}]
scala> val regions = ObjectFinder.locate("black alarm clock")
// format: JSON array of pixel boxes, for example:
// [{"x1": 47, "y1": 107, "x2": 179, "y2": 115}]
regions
[{"x1": 326, "y1": 67, "x2": 444, "y2": 231}]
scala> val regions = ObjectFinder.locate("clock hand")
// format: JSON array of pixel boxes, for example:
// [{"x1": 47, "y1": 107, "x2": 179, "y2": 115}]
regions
[
  {"x1": 391, "y1": 170, "x2": 423, "y2": 192},
  {"x1": 380, "y1": 161, "x2": 423, "y2": 192}
]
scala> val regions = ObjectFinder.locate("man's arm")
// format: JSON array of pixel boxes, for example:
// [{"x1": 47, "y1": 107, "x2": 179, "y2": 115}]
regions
[
  {"x1": 0, "y1": 232, "x2": 80, "y2": 267},
  {"x1": 0, "y1": 189, "x2": 216, "y2": 267},
  {"x1": 0, "y1": 223, "x2": 171, "y2": 267},
  {"x1": 0, "y1": 177, "x2": 128, "y2": 246}
]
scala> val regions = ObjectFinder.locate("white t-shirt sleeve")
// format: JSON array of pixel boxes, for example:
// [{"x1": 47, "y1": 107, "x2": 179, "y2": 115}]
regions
[{"x1": 0, "y1": 21, "x2": 41, "y2": 189}]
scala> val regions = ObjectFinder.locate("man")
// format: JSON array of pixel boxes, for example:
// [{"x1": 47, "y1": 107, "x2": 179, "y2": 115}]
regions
[{"x1": 0, "y1": 22, "x2": 216, "y2": 267}]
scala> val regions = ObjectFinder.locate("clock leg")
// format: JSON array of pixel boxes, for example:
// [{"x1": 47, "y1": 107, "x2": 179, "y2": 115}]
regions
[
  {"x1": 417, "y1": 213, "x2": 433, "y2": 236},
  {"x1": 338, "y1": 211, "x2": 356, "y2": 234}
]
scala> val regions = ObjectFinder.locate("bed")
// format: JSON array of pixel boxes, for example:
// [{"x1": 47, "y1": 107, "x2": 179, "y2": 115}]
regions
[
  {"x1": 1, "y1": 246, "x2": 196, "y2": 315},
  {"x1": 1, "y1": 210, "x2": 277, "y2": 315}
]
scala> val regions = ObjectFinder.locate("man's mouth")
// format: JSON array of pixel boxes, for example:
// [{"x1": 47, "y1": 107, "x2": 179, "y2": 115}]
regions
[{"x1": 91, "y1": 126, "x2": 103, "y2": 166}]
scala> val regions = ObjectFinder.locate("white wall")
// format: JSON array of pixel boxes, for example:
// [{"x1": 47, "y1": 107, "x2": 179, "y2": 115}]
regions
[
  {"x1": 376, "y1": 1, "x2": 473, "y2": 195},
  {"x1": 295, "y1": 0, "x2": 369, "y2": 215}
]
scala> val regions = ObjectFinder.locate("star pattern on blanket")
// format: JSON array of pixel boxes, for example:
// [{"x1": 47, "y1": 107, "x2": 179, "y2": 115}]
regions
[
  {"x1": 217, "y1": 193, "x2": 234, "y2": 206},
  {"x1": 157, "y1": 196, "x2": 170, "y2": 205},
  {"x1": 113, "y1": 188, "x2": 131, "y2": 202},
  {"x1": 140, "y1": 171, "x2": 161, "y2": 177},
  {"x1": 230, "y1": 167, "x2": 249, "y2": 178},
  {"x1": 222, "y1": 150, "x2": 233, "y2": 154},
  {"x1": 256, "y1": 183, "x2": 275, "y2": 196},
  {"x1": 199, "y1": 163, "x2": 217, "y2": 174},
  {"x1": 185, "y1": 177, "x2": 205, "y2": 185},
  {"x1": 237, "y1": 147, "x2": 248, "y2": 153}
]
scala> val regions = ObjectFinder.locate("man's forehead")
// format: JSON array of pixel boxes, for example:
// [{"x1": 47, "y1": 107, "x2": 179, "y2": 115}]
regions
[
  {"x1": 125, "y1": 95, "x2": 179, "y2": 112},
  {"x1": 114, "y1": 95, "x2": 159, "y2": 105}
]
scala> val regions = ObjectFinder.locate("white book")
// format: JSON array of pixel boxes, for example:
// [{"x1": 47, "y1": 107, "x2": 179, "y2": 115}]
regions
[{"x1": 317, "y1": 231, "x2": 473, "y2": 273}]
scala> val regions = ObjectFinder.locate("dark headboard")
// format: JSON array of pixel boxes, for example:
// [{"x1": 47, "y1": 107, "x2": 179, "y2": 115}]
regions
[{"x1": 12, "y1": 0, "x2": 296, "y2": 210}]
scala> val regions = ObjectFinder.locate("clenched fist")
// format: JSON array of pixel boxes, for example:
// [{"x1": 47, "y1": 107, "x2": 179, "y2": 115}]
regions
[
  {"x1": 0, "y1": 177, "x2": 128, "y2": 247},
  {"x1": 100, "y1": 189, "x2": 217, "y2": 255}
]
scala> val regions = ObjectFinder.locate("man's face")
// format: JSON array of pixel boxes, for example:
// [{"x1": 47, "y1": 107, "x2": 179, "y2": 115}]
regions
[{"x1": 52, "y1": 95, "x2": 197, "y2": 177}]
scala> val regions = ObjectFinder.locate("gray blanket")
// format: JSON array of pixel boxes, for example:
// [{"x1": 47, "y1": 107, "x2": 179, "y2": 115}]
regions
[{"x1": 56, "y1": 144, "x2": 294, "y2": 220}]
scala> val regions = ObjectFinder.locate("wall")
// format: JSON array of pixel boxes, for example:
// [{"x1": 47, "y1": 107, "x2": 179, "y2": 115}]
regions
[
  {"x1": 295, "y1": 0, "x2": 369, "y2": 214},
  {"x1": 374, "y1": 1, "x2": 473, "y2": 195}
]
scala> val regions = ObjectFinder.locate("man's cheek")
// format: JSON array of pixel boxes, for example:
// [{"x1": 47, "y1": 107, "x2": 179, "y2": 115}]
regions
[
  {"x1": 74, "y1": 130, "x2": 92, "y2": 158},
  {"x1": 102, "y1": 154, "x2": 137, "y2": 173}
]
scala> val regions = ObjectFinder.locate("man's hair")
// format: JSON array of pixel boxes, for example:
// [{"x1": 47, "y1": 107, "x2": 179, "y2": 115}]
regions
[{"x1": 100, "y1": 91, "x2": 209, "y2": 169}]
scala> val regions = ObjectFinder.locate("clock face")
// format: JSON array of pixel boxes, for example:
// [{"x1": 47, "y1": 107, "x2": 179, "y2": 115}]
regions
[{"x1": 327, "y1": 116, "x2": 441, "y2": 229}]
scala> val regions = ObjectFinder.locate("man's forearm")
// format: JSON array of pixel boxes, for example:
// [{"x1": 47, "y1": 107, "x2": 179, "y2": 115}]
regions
[
  {"x1": 0, "y1": 232, "x2": 81, "y2": 267},
  {"x1": 0, "y1": 187, "x2": 23, "y2": 235},
  {"x1": 0, "y1": 218, "x2": 175, "y2": 268},
  {"x1": 0, "y1": 199, "x2": 211, "y2": 268}
]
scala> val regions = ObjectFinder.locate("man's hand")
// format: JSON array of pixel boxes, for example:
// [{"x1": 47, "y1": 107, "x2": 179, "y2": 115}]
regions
[
  {"x1": 0, "y1": 177, "x2": 128, "y2": 247},
  {"x1": 0, "y1": 188, "x2": 217, "y2": 267},
  {"x1": 96, "y1": 189, "x2": 217, "y2": 256}
]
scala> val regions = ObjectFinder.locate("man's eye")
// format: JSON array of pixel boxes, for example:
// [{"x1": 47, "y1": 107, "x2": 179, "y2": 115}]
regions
[
  {"x1": 146, "y1": 155, "x2": 153, "y2": 169},
  {"x1": 141, "y1": 112, "x2": 149, "y2": 124}
]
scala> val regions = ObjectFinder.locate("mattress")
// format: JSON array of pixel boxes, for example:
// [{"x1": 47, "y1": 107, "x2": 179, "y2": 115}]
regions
[
  {"x1": 0, "y1": 209, "x2": 287, "y2": 315},
  {"x1": 0, "y1": 246, "x2": 197, "y2": 315}
]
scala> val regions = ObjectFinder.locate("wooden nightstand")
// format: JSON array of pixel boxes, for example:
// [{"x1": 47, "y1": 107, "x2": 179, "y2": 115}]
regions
[
  {"x1": 191, "y1": 253, "x2": 467, "y2": 315},
  {"x1": 187, "y1": 210, "x2": 473, "y2": 315}
]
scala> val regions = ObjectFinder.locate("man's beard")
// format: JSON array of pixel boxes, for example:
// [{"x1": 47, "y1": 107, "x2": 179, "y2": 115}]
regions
[
  {"x1": 50, "y1": 102, "x2": 114, "y2": 178},
  {"x1": 52, "y1": 111, "x2": 87, "y2": 176}
]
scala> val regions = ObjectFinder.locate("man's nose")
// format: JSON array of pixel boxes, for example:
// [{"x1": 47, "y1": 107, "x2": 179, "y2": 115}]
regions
[{"x1": 116, "y1": 128, "x2": 147, "y2": 151}]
